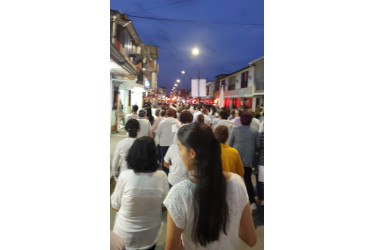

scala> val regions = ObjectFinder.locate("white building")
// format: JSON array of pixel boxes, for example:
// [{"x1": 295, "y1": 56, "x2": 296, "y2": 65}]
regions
[{"x1": 214, "y1": 57, "x2": 264, "y2": 111}]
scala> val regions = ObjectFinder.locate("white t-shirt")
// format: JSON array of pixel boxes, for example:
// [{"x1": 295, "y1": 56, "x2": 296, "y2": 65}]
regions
[
  {"x1": 231, "y1": 117, "x2": 242, "y2": 127},
  {"x1": 193, "y1": 111, "x2": 202, "y2": 122},
  {"x1": 112, "y1": 170, "x2": 169, "y2": 250},
  {"x1": 137, "y1": 118, "x2": 151, "y2": 138},
  {"x1": 112, "y1": 137, "x2": 136, "y2": 180},
  {"x1": 163, "y1": 173, "x2": 249, "y2": 250},
  {"x1": 155, "y1": 117, "x2": 181, "y2": 146},
  {"x1": 212, "y1": 119, "x2": 234, "y2": 144},
  {"x1": 164, "y1": 144, "x2": 190, "y2": 186},
  {"x1": 126, "y1": 113, "x2": 138, "y2": 123},
  {"x1": 203, "y1": 114, "x2": 212, "y2": 125}
]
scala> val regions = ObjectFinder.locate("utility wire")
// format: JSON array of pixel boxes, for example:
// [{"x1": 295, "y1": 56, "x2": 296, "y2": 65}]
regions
[
  {"x1": 127, "y1": 14, "x2": 263, "y2": 26},
  {"x1": 127, "y1": 0, "x2": 189, "y2": 14}
]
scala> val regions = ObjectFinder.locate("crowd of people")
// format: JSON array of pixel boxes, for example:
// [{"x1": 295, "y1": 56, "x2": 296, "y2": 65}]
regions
[{"x1": 111, "y1": 102, "x2": 264, "y2": 250}]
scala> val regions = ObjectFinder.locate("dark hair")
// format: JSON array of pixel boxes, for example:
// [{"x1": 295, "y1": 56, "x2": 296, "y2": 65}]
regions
[
  {"x1": 230, "y1": 109, "x2": 236, "y2": 116},
  {"x1": 132, "y1": 105, "x2": 139, "y2": 112},
  {"x1": 240, "y1": 112, "x2": 252, "y2": 125},
  {"x1": 219, "y1": 110, "x2": 229, "y2": 120},
  {"x1": 155, "y1": 109, "x2": 161, "y2": 117},
  {"x1": 238, "y1": 109, "x2": 245, "y2": 117},
  {"x1": 160, "y1": 110, "x2": 166, "y2": 117},
  {"x1": 126, "y1": 136, "x2": 158, "y2": 173},
  {"x1": 180, "y1": 111, "x2": 193, "y2": 124},
  {"x1": 211, "y1": 105, "x2": 217, "y2": 114},
  {"x1": 214, "y1": 125, "x2": 229, "y2": 143},
  {"x1": 178, "y1": 123, "x2": 228, "y2": 246},
  {"x1": 197, "y1": 114, "x2": 205, "y2": 123},
  {"x1": 166, "y1": 109, "x2": 175, "y2": 117},
  {"x1": 138, "y1": 109, "x2": 146, "y2": 118},
  {"x1": 125, "y1": 119, "x2": 140, "y2": 138}
]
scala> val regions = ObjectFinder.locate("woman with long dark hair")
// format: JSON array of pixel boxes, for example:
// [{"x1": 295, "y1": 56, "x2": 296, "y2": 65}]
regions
[
  {"x1": 111, "y1": 136, "x2": 169, "y2": 250},
  {"x1": 163, "y1": 123, "x2": 257, "y2": 249}
]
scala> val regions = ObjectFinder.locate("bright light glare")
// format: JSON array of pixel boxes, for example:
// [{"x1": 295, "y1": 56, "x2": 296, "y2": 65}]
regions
[
  {"x1": 181, "y1": 70, "x2": 185, "y2": 74},
  {"x1": 176, "y1": 79, "x2": 180, "y2": 83},
  {"x1": 192, "y1": 47, "x2": 199, "y2": 55},
  {"x1": 174, "y1": 84, "x2": 177, "y2": 86}
]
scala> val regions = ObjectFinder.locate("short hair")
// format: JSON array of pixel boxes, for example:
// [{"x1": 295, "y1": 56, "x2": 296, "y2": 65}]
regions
[
  {"x1": 240, "y1": 112, "x2": 252, "y2": 125},
  {"x1": 132, "y1": 105, "x2": 139, "y2": 112},
  {"x1": 155, "y1": 109, "x2": 161, "y2": 116},
  {"x1": 197, "y1": 114, "x2": 205, "y2": 123},
  {"x1": 125, "y1": 119, "x2": 140, "y2": 138},
  {"x1": 230, "y1": 109, "x2": 236, "y2": 116},
  {"x1": 214, "y1": 125, "x2": 229, "y2": 143},
  {"x1": 126, "y1": 136, "x2": 158, "y2": 173},
  {"x1": 160, "y1": 110, "x2": 166, "y2": 117},
  {"x1": 202, "y1": 108, "x2": 209, "y2": 115},
  {"x1": 180, "y1": 111, "x2": 193, "y2": 124},
  {"x1": 166, "y1": 109, "x2": 175, "y2": 117},
  {"x1": 219, "y1": 110, "x2": 229, "y2": 120},
  {"x1": 138, "y1": 109, "x2": 146, "y2": 117},
  {"x1": 238, "y1": 109, "x2": 245, "y2": 117}
]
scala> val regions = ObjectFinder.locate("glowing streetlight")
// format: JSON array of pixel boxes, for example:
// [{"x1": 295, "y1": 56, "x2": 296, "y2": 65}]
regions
[
  {"x1": 174, "y1": 83, "x2": 177, "y2": 86},
  {"x1": 176, "y1": 79, "x2": 180, "y2": 83},
  {"x1": 181, "y1": 70, "x2": 185, "y2": 74},
  {"x1": 192, "y1": 47, "x2": 199, "y2": 56}
]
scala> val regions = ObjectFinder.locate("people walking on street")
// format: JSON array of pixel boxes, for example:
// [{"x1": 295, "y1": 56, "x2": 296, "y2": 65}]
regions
[
  {"x1": 155, "y1": 109, "x2": 181, "y2": 174},
  {"x1": 163, "y1": 123, "x2": 257, "y2": 249},
  {"x1": 111, "y1": 136, "x2": 169, "y2": 250},
  {"x1": 202, "y1": 108, "x2": 212, "y2": 126},
  {"x1": 111, "y1": 119, "x2": 140, "y2": 181},
  {"x1": 137, "y1": 109, "x2": 152, "y2": 138},
  {"x1": 229, "y1": 112, "x2": 259, "y2": 212}
]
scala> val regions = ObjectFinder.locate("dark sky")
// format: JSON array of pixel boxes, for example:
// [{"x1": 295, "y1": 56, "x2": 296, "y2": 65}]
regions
[{"x1": 110, "y1": 0, "x2": 264, "y2": 95}]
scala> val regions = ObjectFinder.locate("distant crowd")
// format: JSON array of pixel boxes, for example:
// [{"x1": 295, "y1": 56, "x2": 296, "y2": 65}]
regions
[{"x1": 110, "y1": 102, "x2": 264, "y2": 250}]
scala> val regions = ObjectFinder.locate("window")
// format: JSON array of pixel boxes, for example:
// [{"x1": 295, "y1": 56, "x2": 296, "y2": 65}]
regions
[
  {"x1": 228, "y1": 76, "x2": 235, "y2": 90},
  {"x1": 241, "y1": 71, "x2": 248, "y2": 88}
]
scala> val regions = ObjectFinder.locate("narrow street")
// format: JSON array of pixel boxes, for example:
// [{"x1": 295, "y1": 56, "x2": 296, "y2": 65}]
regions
[{"x1": 110, "y1": 131, "x2": 264, "y2": 249}]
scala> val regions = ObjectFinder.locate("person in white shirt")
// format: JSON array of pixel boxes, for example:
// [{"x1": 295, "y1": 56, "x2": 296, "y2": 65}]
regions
[
  {"x1": 212, "y1": 110, "x2": 234, "y2": 143},
  {"x1": 155, "y1": 109, "x2": 181, "y2": 174},
  {"x1": 111, "y1": 137, "x2": 169, "y2": 250},
  {"x1": 192, "y1": 106, "x2": 202, "y2": 122},
  {"x1": 231, "y1": 109, "x2": 244, "y2": 127},
  {"x1": 125, "y1": 105, "x2": 139, "y2": 123},
  {"x1": 165, "y1": 111, "x2": 193, "y2": 186},
  {"x1": 202, "y1": 108, "x2": 212, "y2": 126},
  {"x1": 111, "y1": 119, "x2": 139, "y2": 181},
  {"x1": 163, "y1": 123, "x2": 257, "y2": 249},
  {"x1": 137, "y1": 109, "x2": 152, "y2": 138}
]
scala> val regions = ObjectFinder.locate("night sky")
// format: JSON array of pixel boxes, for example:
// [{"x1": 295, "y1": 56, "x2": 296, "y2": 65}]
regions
[{"x1": 110, "y1": 0, "x2": 264, "y2": 95}]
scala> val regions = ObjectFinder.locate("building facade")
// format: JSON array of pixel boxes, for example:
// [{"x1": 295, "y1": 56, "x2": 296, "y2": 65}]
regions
[
  {"x1": 214, "y1": 57, "x2": 264, "y2": 111},
  {"x1": 110, "y1": 10, "x2": 159, "y2": 132}
]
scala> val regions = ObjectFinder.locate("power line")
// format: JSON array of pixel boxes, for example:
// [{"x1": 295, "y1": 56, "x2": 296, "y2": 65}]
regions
[
  {"x1": 128, "y1": 0, "x2": 189, "y2": 14},
  {"x1": 127, "y1": 14, "x2": 264, "y2": 26}
]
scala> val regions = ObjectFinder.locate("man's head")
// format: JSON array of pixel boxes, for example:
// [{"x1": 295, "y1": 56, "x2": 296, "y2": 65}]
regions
[
  {"x1": 138, "y1": 109, "x2": 146, "y2": 118},
  {"x1": 132, "y1": 105, "x2": 139, "y2": 113},
  {"x1": 219, "y1": 110, "x2": 229, "y2": 120},
  {"x1": 166, "y1": 109, "x2": 176, "y2": 118},
  {"x1": 202, "y1": 108, "x2": 209, "y2": 115},
  {"x1": 214, "y1": 125, "x2": 229, "y2": 144}
]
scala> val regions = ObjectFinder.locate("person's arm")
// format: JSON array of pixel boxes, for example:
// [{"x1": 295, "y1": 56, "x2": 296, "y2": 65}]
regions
[
  {"x1": 165, "y1": 212, "x2": 184, "y2": 250},
  {"x1": 236, "y1": 152, "x2": 245, "y2": 178},
  {"x1": 239, "y1": 203, "x2": 257, "y2": 247},
  {"x1": 111, "y1": 174, "x2": 126, "y2": 212},
  {"x1": 228, "y1": 129, "x2": 235, "y2": 147},
  {"x1": 111, "y1": 144, "x2": 121, "y2": 181}
]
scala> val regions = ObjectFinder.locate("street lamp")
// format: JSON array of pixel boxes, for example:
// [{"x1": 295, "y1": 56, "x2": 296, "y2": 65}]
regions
[
  {"x1": 192, "y1": 47, "x2": 199, "y2": 56},
  {"x1": 176, "y1": 79, "x2": 180, "y2": 83},
  {"x1": 181, "y1": 70, "x2": 185, "y2": 74},
  {"x1": 174, "y1": 83, "x2": 178, "y2": 87}
]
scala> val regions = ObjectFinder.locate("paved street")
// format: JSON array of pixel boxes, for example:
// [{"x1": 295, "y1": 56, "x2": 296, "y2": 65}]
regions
[{"x1": 110, "y1": 131, "x2": 264, "y2": 249}]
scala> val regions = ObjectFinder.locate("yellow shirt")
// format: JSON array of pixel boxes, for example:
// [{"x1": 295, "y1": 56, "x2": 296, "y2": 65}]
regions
[{"x1": 220, "y1": 143, "x2": 244, "y2": 177}]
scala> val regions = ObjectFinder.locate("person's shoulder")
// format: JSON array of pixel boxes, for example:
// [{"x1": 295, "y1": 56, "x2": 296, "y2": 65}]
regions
[{"x1": 154, "y1": 170, "x2": 168, "y2": 179}]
